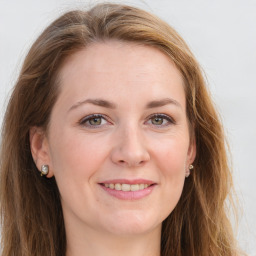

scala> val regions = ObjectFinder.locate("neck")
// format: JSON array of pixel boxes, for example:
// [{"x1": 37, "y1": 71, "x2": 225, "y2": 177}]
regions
[{"x1": 65, "y1": 222, "x2": 161, "y2": 256}]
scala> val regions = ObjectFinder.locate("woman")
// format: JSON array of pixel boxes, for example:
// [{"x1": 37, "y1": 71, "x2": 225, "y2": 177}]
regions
[{"x1": 0, "y1": 3, "x2": 241, "y2": 256}]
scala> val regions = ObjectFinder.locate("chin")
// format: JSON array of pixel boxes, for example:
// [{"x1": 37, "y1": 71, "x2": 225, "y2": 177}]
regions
[{"x1": 101, "y1": 211, "x2": 162, "y2": 236}]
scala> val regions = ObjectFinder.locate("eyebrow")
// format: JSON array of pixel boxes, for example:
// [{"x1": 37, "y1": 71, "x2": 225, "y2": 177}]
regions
[
  {"x1": 68, "y1": 97, "x2": 181, "y2": 112},
  {"x1": 146, "y1": 98, "x2": 182, "y2": 109},
  {"x1": 69, "y1": 99, "x2": 117, "y2": 112}
]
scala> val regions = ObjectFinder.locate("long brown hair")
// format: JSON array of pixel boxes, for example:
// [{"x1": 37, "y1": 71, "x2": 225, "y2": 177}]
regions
[{"x1": 0, "y1": 3, "x2": 239, "y2": 255}]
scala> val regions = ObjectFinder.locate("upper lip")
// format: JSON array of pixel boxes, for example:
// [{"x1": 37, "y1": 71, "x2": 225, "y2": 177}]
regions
[{"x1": 99, "y1": 179, "x2": 156, "y2": 185}]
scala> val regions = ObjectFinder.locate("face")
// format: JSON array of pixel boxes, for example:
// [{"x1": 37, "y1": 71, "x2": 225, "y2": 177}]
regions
[{"x1": 33, "y1": 41, "x2": 195, "y2": 237}]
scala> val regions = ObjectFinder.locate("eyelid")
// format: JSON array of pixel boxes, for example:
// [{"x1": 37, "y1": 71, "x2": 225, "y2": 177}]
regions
[
  {"x1": 79, "y1": 114, "x2": 111, "y2": 128},
  {"x1": 145, "y1": 113, "x2": 176, "y2": 126},
  {"x1": 78, "y1": 113, "x2": 175, "y2": 128}
]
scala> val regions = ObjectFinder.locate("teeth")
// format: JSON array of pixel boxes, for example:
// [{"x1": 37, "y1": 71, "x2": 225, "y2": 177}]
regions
[
  {"x1": 139, "y1": 184, "x2": 144, "y2": 190},
  {"x1": 121, "y1": 184, "x2": 130, "y2": 191},
  {"x1": 115, "y1": 183, "x2": 122, "y2": 190},
  {"x1": 131, "y1": 184, "x2": 139, "y2": 191},
  {"x1": 103, "y1": 183, "x2": 151, "y2": 191}
]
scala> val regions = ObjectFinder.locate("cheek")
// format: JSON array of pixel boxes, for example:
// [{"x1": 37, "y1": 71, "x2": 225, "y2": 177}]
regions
[
  {"x1": 154, "y1": 137, "x2": 189, "y2": 174},
  {"x1": 48, "y1": 132, "x2": 109, "y2": 209},
  {"x1": 161, "y1": 146, "x2": 186, "y2": 192},
  {"x1": 49, "y1": 131, "x2": 107, "y2": 180},
  {"x1": 153, "y1": 138, "x2": 188, "y2": 211}
]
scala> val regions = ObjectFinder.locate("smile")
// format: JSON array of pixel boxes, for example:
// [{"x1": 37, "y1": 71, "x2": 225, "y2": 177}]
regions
[
  {"x1": 103, "y1": 183, "x2": 150, "y2": 191},
  {"x1": 99, "y1": 180, "x2": 156, "y2": 200}
]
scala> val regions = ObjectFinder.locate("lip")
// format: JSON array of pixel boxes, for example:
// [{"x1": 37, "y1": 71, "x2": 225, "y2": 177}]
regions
[
  {"x1": 100, "y1": 179, "x2": 155, "y2": 185},
  {"x1": 98, "y1": 179, "x2": 156, "y2": 200}
]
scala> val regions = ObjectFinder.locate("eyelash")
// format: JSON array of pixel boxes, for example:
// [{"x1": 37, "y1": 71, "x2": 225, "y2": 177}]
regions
[
  {"x1": 146, "y1": 113, "x2": 176, "y2": 127},
  {"x1": 79, "y1": 114, "x2": 110, "y2": 128},
  {"x1": 79, "y1": 113, "x2": 175, "y2": 128}
]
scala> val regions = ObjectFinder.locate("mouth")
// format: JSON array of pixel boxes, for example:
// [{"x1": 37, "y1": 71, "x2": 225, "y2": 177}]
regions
[
  {"x1": 98, "y1": 179, "x2": 156, "y2": 200},
  {"x1": 100, "y1": 183, "x2": 152, "y2": 192}
]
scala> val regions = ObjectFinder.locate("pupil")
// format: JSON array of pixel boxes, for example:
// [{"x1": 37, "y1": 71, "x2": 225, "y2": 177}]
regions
[
  {"x1": 89, "y1": 117, "x2": 101, "y2": 125},
  {"x1": 153, "y1": 117, "x2": 163, "y2": 125}
]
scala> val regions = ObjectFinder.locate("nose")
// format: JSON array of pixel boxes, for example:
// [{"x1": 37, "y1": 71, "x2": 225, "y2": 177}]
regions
[{"x1": 110, "y1": 126, "x2": 150, "y2": 168}]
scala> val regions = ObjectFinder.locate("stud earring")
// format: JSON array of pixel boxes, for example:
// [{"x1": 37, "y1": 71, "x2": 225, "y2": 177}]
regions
[
  {"x1": 41, "y1": 165, "x2": 49, "y2": 176},
  {"x1": 185, "y1": 164, "x2": 194, "y2": 178}
]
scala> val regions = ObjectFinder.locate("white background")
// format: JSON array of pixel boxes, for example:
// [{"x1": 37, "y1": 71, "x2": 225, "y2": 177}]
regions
[{"x1": 0, "y1": 0, "x2": 255, "y2": 254}]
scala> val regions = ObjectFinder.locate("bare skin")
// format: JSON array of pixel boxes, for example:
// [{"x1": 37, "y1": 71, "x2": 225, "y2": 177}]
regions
[{"x1": 30, "y1": 41, "x2": 196, "y2": 256}]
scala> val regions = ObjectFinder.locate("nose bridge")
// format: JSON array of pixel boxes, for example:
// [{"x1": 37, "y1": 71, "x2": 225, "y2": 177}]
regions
[
  {"x1": 111, "y1": 122, "x2": 150, "y2": 167},
  {"x1": 123, "y1": 124, "x2": 143, "y2": 150}
]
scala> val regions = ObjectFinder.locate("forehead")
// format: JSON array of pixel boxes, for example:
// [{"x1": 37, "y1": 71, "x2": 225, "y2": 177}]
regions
[
  {"x1": 59, "y1": 41, "x2": 183, "y2": 82},
  {"x1": 56, "y1": 41, "x2": 185, "y2": 110}
]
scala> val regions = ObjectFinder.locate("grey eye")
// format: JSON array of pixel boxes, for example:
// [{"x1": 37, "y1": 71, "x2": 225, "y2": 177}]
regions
[
  {"x1": 88, "y1": 117, "x2": 102, "y2": 125},
  {"x1": 146, "y1": 114, "x2": 175, "y2": 127},
  {"x1": 80, "y1": 114, "x2": 108, "y2": 127},
  {"x1": 151, "y1": 117, "x2": 164, "y2": 125}
]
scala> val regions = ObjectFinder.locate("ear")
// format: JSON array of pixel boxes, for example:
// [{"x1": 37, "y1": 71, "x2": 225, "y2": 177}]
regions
[
  {"x1": 187, "y1": 135, "x2": 196, "y2": 167},
  {"x1": 29, "y1": 127, "x2": 54, "y2": 178}
]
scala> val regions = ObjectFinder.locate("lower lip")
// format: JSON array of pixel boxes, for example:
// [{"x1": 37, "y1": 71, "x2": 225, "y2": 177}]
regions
[{"x1": 100, "y1": 185, "x2": 155, "y2": 200}]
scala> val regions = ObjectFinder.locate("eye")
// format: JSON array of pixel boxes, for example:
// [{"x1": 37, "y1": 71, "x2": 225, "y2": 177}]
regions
[
  {"x1": 146, "y1": 114, "x2": 175, "y2": 127},
  {"x1": 79, "y1": 114, "x2": 109, "y2": 128}
]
